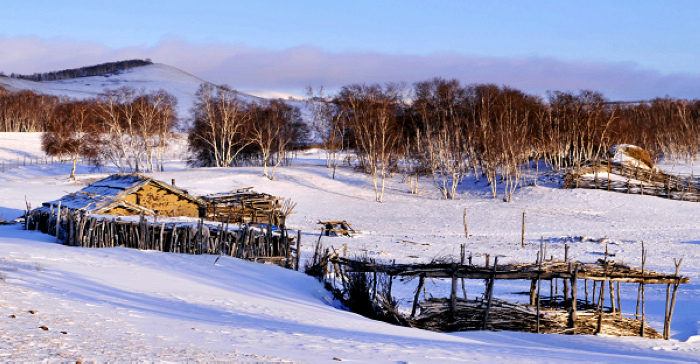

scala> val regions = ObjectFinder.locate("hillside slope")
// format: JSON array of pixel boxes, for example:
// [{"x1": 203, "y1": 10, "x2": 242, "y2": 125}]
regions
[
  {"x1": 0, "y1": 63, "x2": 263, "y2": 120},
  {"x1": 0, "y1": 135, "x2": 698, "y2": 361}
]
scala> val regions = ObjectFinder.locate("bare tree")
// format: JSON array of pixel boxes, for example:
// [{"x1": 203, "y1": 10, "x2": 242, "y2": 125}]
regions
[
  {"x1": 42, "y1": 100, "x2": 103, "y2": 180},
  {"x1": 412, "y1": 78, "x2": 471, "y2": 199},
  {"x1": 336, "y1": 83, "x2": 403, "y2": 202},
  {"x1": 188, "y1": 84, "x2": 252, "y2": 167},
  {"x1": 134, "y1": 90, "x2": 178, "y2": 172},
  {"x1": 249, "y1": 99, "x2": 306, "y2": 180},
  {"x1": 306, "y1": 86, "x2": 344, "y2": 179}
]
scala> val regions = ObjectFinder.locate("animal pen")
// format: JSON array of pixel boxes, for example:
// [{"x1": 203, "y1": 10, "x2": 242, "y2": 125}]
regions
[
  {"x1": 565, "y1": 160, "x2": 700, "y2": 202},
  {"x1": 25, "y1": 205, "x2": 302, "y2": 269},
  {"x1": 319, "y1": 243, "x2": 688, "y2": 340}
]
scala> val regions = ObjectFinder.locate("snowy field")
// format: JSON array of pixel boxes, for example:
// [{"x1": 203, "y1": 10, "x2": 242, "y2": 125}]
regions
[{"x1": 1, "y1": 133, "x2": 699, "y2": 362}]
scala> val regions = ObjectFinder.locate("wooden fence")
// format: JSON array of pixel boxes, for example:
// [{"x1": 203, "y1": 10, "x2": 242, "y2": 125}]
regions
[
  {"x1": 565, "y1": 160, "x2": 700, "y2": 202},
  {"x1": 26, "y1": 206, "x2": 302, "y2": 269},
  {"x1": 314, "y1": 242, "x2": 687, "y2": 339}
]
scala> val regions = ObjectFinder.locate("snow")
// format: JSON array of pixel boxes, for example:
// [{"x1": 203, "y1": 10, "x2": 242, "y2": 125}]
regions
[
  {"x1": 1, "y1": 133, "x2": 700, "y2": 361},
  {"x1": 243, "y1": 90, "x2": 307, "y2": 101}
]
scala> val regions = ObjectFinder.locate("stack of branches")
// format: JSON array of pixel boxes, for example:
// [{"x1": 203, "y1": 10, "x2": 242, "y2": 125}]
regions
[
  {"x1": 410, "y1": 297, "x2": 662, "y2": 337},
  {"x1": 411, "y1": 297, "x2": 565, "y2": 333},
  {"x1": 201, "y1": 188, "x2": 284, "y2": 225}
]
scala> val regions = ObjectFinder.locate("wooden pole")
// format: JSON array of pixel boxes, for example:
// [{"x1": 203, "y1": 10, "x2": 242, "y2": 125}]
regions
[
  {"x1": 296, "y1": 230, "x2": 302, "y2": 271},
  {"x1": 463, "y1": 208, "x2": 468, "y2": 239},
  {"x1": 664, "y1": 281, "x2": 671, "y2": 339},
  {"x1": 482, "y1": 257, "x2": 498, "y2": 330},
  {"x1": 138, "y1": 213, "x2": 145, "y2": 250},
  {"x1": 563, "y1": 244, "x2": 569, "y2": 301},
  {"x1": 411, "y1": 274, "x2": 425, "y2": 318},
  {"x1": 450, "y1": 263, "x2": 458, "y2": 316},
  {"x1": 640, "y1": 245, "x2": 647, "y2": 337},
  {"x1": 521, "y1": 211, "x2": 526, "y2": 248},
  {"x1": 54, "y1": 201, "x2": 62, "y2": 244},
  {"x1": 460, "y1": 244, "x2": 467, "y2": 299},
  {"x1": 596, "y1": 250, "x2": 608, "y2": 334},
  {"x1": 569, "y1": 264, "x2": 578, "y2": 329},
  {"x1": 159, "y1": 222, "x2": 165, "y2": 251},
  {"x1": 536, "y1": 251, "x2": 542, "y2": 333},
  {"x1": 24, "y1": 195, "x2": 31, "y2": 231},
  {"x1": 609, "y1": 280, "x2": 616, "y2": 313},
  {"x1": 665, "y1": 258, "x2": 683, "y2": 340}
]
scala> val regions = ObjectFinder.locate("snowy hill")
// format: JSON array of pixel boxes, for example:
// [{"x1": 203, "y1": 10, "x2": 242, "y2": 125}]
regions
[
  {"x1": 0, "y1": 63, "x2": 264, "y2": 121},
  {"x1": 1, "y1": 138, "x2": 699, "y2": 360}
]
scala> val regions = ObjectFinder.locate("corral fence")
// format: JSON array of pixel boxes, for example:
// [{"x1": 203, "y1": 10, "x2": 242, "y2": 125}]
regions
[
  {"x1": 565, "y1": 160, "x2": 700, "y2": 202},
  {"x1": 0, "y1": 156, "x2": 107, "y2": 173},
  {"x1": 25, "y1": 205, "x2": 302, "y2": 270},
  {"x1": 311, "y1": 241, "x2": 687, "y2": 340}
]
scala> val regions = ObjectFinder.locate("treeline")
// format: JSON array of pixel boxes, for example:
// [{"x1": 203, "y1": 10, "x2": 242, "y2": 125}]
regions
[
  {"x1": 306, "y1": 79, "x2": 700, "y2": 201},
  {"x1": 188, "y1": 84, "x2": 309, "y2": 180},
  {"x1": 3, "y1": 59, "x2": 153, "y2": 82},
  {"x1": 40, "y1": 87, "x2": 178, "y2": 179},
  {"x1": 3, "y1": 76, "x2": 698, "y2": 202},
  {"x1": 0, "y1": 87, "x2": 58, "y2": 132}
]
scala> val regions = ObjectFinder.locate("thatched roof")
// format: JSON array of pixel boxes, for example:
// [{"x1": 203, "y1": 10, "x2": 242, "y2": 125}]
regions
[{"x1": 38, "y1": 174, "x2": 204, "y2": 215}]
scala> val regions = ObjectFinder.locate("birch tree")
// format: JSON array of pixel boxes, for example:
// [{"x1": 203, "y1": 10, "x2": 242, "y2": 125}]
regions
[
  {"x1": 188, "y1": 84, "x2": 252, "y2": 167},
  {"x1": 336, "y1": 83, "x2": 403, "y2": 202}
]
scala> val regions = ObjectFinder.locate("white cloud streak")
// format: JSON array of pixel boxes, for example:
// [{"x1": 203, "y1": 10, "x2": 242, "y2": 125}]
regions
[{"x1": 2, "y1": 36, "x2": 699, "y2": 100}]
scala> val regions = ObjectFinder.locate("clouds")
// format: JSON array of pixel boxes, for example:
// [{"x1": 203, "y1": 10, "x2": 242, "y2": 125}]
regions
[{"x1": 2, "y1": 36, "x2": 699, "y2": 100}]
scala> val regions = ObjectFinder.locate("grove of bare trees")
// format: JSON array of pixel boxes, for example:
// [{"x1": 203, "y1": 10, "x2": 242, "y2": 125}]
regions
[
  {"x1": 99, "y1": 87, "x2": 177, "y2": 173},
  {"x1": 2, "y1": 75, "x2": 698, "y2": 202},
  {"x1": 0, "y1": 88, "x2": 58, "y2": 132},
  {"x1": 42, "y1": 100, "x2": 103, "y2": 180},
  {"x1": 187, "y1": 84, "x2": 308, "y2": 179},
  {"x1": 317, "y1": 80, "x2": 699, "y2": 202},
  {"x1": 39, "y1": 87, "x2": 178, "y2": 176}
]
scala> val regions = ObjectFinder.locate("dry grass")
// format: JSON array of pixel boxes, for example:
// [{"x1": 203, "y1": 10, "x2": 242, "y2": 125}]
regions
[{"x1": 624, "y1": 145, "x2": 654, "y2": 169}]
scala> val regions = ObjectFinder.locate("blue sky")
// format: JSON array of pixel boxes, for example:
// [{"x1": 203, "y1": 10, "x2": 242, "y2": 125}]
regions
[{"x1": 1, "y1": 1, "x2": 699, "y2": 99}]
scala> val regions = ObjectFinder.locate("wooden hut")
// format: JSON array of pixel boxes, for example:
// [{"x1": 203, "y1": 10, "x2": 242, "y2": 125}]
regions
[{"x1": 36, "y1": 174, "x2": 204, "y2": 218}]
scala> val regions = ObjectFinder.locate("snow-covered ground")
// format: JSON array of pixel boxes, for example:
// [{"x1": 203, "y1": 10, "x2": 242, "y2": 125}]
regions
[{"x1": 1, "y1": 133, "x2": 699, "y2": 361}]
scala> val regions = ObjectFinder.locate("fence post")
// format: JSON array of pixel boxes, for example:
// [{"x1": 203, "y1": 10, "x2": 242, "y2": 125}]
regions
[
  {"x1": 521, "y1": 211, "x2": 526, "y2": 248},
  {"x1": 295, "y1": 230, "x2": 302, "y2": 271},
  {"x1": 54, "y1": 201, "x2": 62, "y2": 244}
]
